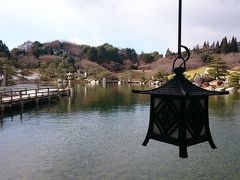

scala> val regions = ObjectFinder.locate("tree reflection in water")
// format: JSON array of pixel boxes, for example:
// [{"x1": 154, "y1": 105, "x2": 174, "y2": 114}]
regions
[{"x1": 209, "y1": 92, "x2": 240, "y2": 120}]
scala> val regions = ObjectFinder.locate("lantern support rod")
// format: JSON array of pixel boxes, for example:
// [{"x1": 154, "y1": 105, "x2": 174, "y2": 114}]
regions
[
  {"x1": 172, "y1": 0, "x2": 190, "y2": 72},
  {"x1": 178, "y1": 0, "x2": 182, "y2": 57}
]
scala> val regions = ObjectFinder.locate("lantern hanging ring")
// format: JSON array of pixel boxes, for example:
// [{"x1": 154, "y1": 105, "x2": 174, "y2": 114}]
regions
[{"x1": 172, "y1": 0, "x2": 191, "y2": 73}]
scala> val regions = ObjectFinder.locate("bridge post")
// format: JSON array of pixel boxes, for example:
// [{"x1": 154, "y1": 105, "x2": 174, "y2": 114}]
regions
[
  {"x1": 20, "y1": 102, "x2": 24, "y2": 110},
  {"x1": 47, "y1": 88, "x2": 51, "y2": 104},
  {"x1": 0, "y1": 105, "x2": 4, "y2": 116},
  {"x1": 20, "y1": 90, "x2": 22, "y2": 100},
  {"x1": 57, "y1": 88, "x2": 60, "y2": 97},
  {"x1": 0, "y1": 116, "x2": 3, "y2": 128},
  {"x1": 35, "y1": 89, "x2": 39, "y2": 107},
  {"x1": 10, "y1": 89, "x2": 13, "y2": 101}
]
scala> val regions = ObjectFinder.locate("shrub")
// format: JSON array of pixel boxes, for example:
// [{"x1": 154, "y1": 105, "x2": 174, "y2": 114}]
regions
[{"x1": 228, "y1": 72, "x2": 240, "y2": 89}]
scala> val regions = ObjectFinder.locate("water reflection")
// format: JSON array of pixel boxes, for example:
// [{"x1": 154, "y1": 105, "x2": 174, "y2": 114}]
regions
[
  {"x1": 1, "y1": 83, "x2": 240, "y2": 179},
  {"x1": 1, "y1": 84, "x2": 240, "y2": 124},
  {"x1": 52, "y1": 84, "x2": 150, "y2": 114},
  {"x1": 209, "y1": 92, "x2": 240, "y2": 119},
  {"x1": 0, "y1": 84, "x2": 150, "y2": 127}
]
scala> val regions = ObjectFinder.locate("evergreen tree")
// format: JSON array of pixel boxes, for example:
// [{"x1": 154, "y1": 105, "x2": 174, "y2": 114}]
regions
[
  {"x1": 31, "y1": 41, "x2": 43, "y2": 59},
  {"x1": 0, "y1": 57, "x2": 16, "y2": 85},
  {"x1": 202, "y1": 41, "x2": 210, "y2": 50},
  {"x1": 220, "y1": 37, "x2": 228, "y2": 54},
  {"x1": 153, "y1": 70, "x2": 169, "y2": 82},
  {"x1": 96, "y1": 46, "x2": 107, "y2": 63},
  {"x1": 0, "y1": 40, "x2": 10, "y2": 57},
  {"x1": 235, "y1": 37, "x2": 239, "y2": 52},
  {"x1": 0, "y1": 40, "x2": 9, "y2": 52},
  {"x1": 124, "y1": 48, "x2": 137, "y2": 63},
  {"x1": 214, "y1": 41, "x2": 221, "y2": 54},
  {"x1": 228, "y1": 40, "x2": 232, "y2": 52},
  {"x1": 200, "y1": 52, "x2": 214, "y2": 65},
  {"x1": 208, "y1": 56, "x2": 228, "y2": 80},
  {"x1": 106, "y1": 47, "x2": 122, "y2": 63},
  {"x1": 211, "y1": 42, "x2": 215, "y2": 50},
  {"x1": 206, "y1": 41, "x2": 210, "y2": 50},
  {"x1": 86, "y1": 47, "x2": 98, "y2": 61},
  {"x1": 230, "y1": 36, "x2": 239, "y2": 53},
  {"x1": 203, "y1": 41, "x2": 207, "y2": 49},
  {"x1": 193, "y1": 44, "x2": 200, "y2": 54},
  {"x1": 228, "y1": 72, "x2": 240, "y2": 89},
  {"x1": 32, "y1": 46, "x2": 40, "y2": 59},
  {"x1": 165, "y1": 48, "x2": 173, "y2": 57}
]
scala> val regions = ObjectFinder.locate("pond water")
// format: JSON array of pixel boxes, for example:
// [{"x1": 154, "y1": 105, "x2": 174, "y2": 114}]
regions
[{"x1": 0, "y1": 84, "x2": 240, "y2": 180}]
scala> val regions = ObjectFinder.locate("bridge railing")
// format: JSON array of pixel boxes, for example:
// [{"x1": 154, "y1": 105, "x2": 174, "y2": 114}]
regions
[{"x1": 0, "y1": 87, "x2": 64, "y2": 103}]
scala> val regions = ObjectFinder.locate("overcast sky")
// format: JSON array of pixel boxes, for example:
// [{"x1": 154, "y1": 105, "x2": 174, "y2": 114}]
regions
[{"x1": 0, "y1": 0, "x2": 239, "y2": 53}]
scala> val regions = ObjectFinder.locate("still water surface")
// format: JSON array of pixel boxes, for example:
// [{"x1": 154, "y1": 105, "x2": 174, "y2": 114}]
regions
[{"x1": 0, "y1": 84, "x2": 240, "y2": 179}]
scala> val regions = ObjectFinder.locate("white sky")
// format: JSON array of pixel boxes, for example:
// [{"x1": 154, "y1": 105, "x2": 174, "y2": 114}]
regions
[{"x1": 0, "y1": 0, "x2": 239, "y2": 54}]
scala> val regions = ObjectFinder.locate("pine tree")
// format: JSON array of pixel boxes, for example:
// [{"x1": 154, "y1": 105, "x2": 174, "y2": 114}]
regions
[
  {"x1": 200, "y1": 52, "x2": 214, "y2": 65},
  {"x1": 216, "y1": 41, "x2": 220, "y2": 48},
  {"x1": 0, "y1": 57, "x2": 16, "y2": 85},
  {"x1": 230, "y1": 37, "x2": 234, "y2": 52},
  {"x1": 230, "y1": 36, "x2": 239, "y2": 53},
  {"x1": 211, "y1": 42, "x2": 215, "y2": 50},
  {"x1": 220, "y1": 37, "x2": 228, "y2": 54},
  {"x1": 196, "y1": 44, "x2": 200, "y2": 50},
  {"x1": 203, "y1": 41, "x2": 207, "y2": 49},
  {"x1": 208, "y1": 56, "x2": 228, "y2": 80},
  {"x1": 228, "y1": 40, "x2": 231, "y2": 52},
  {"x1": 165, "y1": 48, "x2": 173, "y2": 57},
  {"x1": 0, "y1": 40, "x2": 9, "y2": 52},
  {"x1": 235, "y1": 37, "x2": 239, "y2": 52},
  {"x1": 206, "y1": 41, "x2": 210, "y2": 50},
  {"x1": 214, "y1": 41, "x2": 221, "y2": 54},
  {"x1": 0, "y1": 40, "x2": 10, "y2": 58},
  {"x1": 229, "y1": 72, "x2": 240, "y2": 89},
  {"x1": 193, "y1": 44, "x2": 200, "y2": 54}
]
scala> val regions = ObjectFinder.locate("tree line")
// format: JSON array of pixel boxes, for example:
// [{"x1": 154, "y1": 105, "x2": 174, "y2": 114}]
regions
[
  {"x1": 10, "y1": 41, "x2": 162, "y2": 68},
  {"x1": 0, "y1": 39, "x2": 163, "y2": 82},
  {"x1": 194, "y1": 36, "x2": 239, "y2": 54}
]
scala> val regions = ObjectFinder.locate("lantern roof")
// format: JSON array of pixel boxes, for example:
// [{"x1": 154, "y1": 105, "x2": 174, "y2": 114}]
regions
[{"x1": 133, "y1": 68, "x2": 228, "y2": 97}]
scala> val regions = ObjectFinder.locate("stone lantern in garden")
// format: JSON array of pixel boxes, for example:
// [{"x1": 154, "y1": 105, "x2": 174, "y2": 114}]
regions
[
  {"x1": 132, "y1": 0, "x2": 229, "y2": 158},
  {"x1": 66, "y1": 72, "x2": 74, "y2": 87}
]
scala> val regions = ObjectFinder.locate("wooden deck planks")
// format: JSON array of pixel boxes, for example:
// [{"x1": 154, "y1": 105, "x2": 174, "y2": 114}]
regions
[{"x1": 0, "y1": 87, "x2": 71, "y2": 114}]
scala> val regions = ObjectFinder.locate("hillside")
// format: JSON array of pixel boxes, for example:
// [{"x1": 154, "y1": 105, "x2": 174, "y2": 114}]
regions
[
  {"x1": 0, "y1": 39, "x2": 240, "y2": 83},
  {"x1": 135, "y1": 52, "x2": 240, "y2": 79},
  {"x1": 10, "y1": 40, "x2": 162, "y2": 72}
]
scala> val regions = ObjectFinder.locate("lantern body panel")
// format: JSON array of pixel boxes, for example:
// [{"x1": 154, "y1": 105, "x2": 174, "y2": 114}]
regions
[
  {"x1": 152, "y1": 96, "x2": 180, "y2": 142},
  {"x1": 143, "y1": 95, "x2": 216, "y2": 158}
]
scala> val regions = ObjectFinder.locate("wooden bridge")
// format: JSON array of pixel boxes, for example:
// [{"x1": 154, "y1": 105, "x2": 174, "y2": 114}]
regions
[{"x1": 0, "y1": 87, "x2": 71, "y2": 115}]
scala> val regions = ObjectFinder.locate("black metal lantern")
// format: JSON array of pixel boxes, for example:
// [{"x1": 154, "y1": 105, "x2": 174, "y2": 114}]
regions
[{"x1": 132, "y1": 0, "x2": 229, "y2": 158}]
